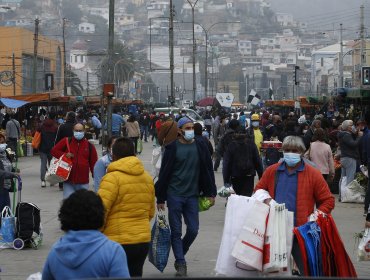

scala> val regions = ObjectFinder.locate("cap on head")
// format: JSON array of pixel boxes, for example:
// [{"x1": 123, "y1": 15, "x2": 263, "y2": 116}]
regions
[
  {"x1": 177, "y1": 117, "x2": 193, "y2": 128},
  {"x1": 251, "y1": 113, "x2": 260, "y2": 121}
]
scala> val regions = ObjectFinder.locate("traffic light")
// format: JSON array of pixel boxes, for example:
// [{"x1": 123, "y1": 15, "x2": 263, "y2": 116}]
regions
[
  {"x1": 294, "y1": 66, "x2": 300, "y2": 85},
  {"x1": 362, "y1": 66, "x2": 370, "y2": 85}
]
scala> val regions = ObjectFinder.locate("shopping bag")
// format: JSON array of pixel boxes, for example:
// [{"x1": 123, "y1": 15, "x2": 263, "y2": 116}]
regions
[
  {"x1": 17, "y1": 141, "x2": 24, "y2": 157},
  {"x1": 148, "y1": 212, "x2": 171, "y2": 272},
  {"x1": 217, "y1": 185, "x2": 235, "y2": 198},
  {"x1": 215, "y1": 195, "x2": 259, "y2": 277},
  {"x1": 45, "y1": 138, "x2": 73, "y2": 185},
  {"x1": 0, "y1": 206, "x2": 16, "y2": 244},
  {"x1": 341, "y1": 176, "x2": 365, "y2": 203},
  {"x1": 137, "y1": 139, "x2": 143, "y2": 154},
  {"x1": 231, "y1": 198, "x2": 270, "y2": 271},
  {"x1": 151, "y1": 146, "x2": 162, "y2": 177},
  {"x1": 31, "y1": 131, "x2": 41, "y2": 149},
  {"x1": 198, "y1": 197, "x2": 213, "y2": 212},
  {"x1": 358, "y1": 228, "x2": 370, "y2": 261}
]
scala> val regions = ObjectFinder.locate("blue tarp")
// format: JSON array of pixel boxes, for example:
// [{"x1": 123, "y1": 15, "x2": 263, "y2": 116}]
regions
[{"x1": 0, "y1": 98, "x2": 29, "y2": 108}]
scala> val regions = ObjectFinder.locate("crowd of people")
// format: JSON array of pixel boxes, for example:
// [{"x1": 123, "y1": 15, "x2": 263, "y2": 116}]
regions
[{"x1": 0, "y1": 105, "x2": 369, "y2": 278}]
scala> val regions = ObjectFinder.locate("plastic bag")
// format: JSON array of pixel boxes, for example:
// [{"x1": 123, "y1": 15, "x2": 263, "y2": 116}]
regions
[
  {"x1": 217, "y1": 185, "x2": 235, "y2": 198},
  {"x1": 358, "y1": 228, "x2": 370, "y2": 261},
  {"x1": 26, "y1": 272, "x2": 42, "y2": 280},
  {"x1": 148, "y1": 213, "x2": 171, "y2": 272},
  {"x1": 341, "y1": 177, "x2": 365, "y2": 203},
  {"x1": 0, "y1": 206, "x2": 15, "y2": 244},
  {"x1": 151, "y1": 146, "x2": 162, "y2": 177},
  {"x1": 137, "y1": 139, "x2": 143, "y2": 154},
  {"x1": 198, "y1": 197, "x2": 213, "y2": 212}
]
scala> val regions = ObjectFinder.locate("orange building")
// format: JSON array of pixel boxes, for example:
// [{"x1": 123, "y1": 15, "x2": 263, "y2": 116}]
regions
[{"x1": 0, "y1": 26, "x2": 64, "y2": 97}]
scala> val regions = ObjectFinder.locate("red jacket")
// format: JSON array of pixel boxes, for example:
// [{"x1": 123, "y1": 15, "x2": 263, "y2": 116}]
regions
[
  {"x1": 51, "y1": 137, "x2": 98, "y2": 184},
  {"x1": 255, "y1": 162, "x2": 335, "y2": 226}
]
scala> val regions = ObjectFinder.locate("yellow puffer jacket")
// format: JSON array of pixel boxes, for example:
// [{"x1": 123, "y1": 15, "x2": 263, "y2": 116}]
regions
[{"x1": 98, "y1": 156, "x2": 155, "y2": 245}]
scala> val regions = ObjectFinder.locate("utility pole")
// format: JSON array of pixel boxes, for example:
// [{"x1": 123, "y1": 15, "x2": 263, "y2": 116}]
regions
[
  {"x1": 106, "y1": 0, "x2": 115, "y2": 140},
  {"x1": 62, "y1": 18, "x2": 67, "y2": 96},
  {"x1": 12, "y1": 52, "x2": 15, "y2": 96},
  {"x1": 339, "y1": 23, "x2": 344, "y2": 88},
  {"x1": 169, "y1": 0, "x2": 175, "y2": 106},
  {"x1": 204, "y1": 31, "x2": 208, "y2": 97},
  {"x1": 32, "y1": 18, "x2": 40, "y2": 94},
  {"x1": 360, "y1": 5, "x2": 365, "y2": 68},
  {"x1": 186, "y1": 0, "x2": 199, "y2": 106},
  {"x1": 86, "y1": 71, "x2": 89, "y2": 96}
]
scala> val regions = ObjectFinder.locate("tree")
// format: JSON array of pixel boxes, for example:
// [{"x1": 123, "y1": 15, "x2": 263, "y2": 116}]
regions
[
  {"x1": 62, "y1": 0, "x2": 82, "y2": 25},
  {"x1": 65, "y1": 68, "x2": 83, "y2": 96},
  {"x1": 98, "y1": 42, "x2": 135, "y2": 85}
]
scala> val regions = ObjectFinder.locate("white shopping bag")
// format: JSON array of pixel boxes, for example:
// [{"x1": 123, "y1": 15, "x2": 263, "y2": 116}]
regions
[
  {"x1": 231, "y1": 199, "x2": 270, "y2": 271},
  {"x1": 341, "y1": 177, "x2": 365, "y2": 203},
  {"x1": 358, "y1": 228, "x2": 370, "y2": 261},
  {"x1": 215, "y1": 195, "x2": 259, "y2": 277},
  {"x1": 151, "y1": 146, "x2": 162, "y2": 177}
]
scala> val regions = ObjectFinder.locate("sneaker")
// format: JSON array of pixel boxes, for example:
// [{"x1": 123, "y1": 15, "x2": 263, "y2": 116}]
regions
[
  {"x1": 41, "y1": 181, "x2": 46, "y2": 188},
  {"x1": 175, "y1": 262, "x2": 187, "y2": 277}
]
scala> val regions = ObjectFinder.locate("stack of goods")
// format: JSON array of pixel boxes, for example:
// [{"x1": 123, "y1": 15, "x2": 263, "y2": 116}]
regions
[{"x1": 294, "y1": 213, "x2": 357, "y2": 277}]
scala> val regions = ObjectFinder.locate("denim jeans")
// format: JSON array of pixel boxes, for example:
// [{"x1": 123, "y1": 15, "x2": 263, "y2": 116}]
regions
[
  {"x1": 40, "y1": 152, "x2": 52, "y2": 181},
  {"x1": 140, "y1": 125, "x2": 149, "y2": 141},
  {"x1": 340, "y1": 157, "x2": 357, "y2": 184},
  {"x1": 63, "y1": 182, "x2": 89, "y2": 198},
  {"x1": 167, "y1": 194, "x2": 199, "y2": 264}
]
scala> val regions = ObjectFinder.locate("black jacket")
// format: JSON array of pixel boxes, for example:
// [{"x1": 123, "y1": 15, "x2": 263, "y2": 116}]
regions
[
  {"x1": 55, "y1": 121, "x2": 75, "y2": 145},
  {"x1": 222, "y1": 134, "x2": 263, "y2": 183},
  {"x1": 155, "y1": 137, "x2": 217, "y2": 203},
  {"x1": 216, "y1": 128, "x2": 237, "y2": 157},
  {"x1": 39, "y1": 119, "x2": 58, "y2": 153},
  {"x1": 338, "y1": 131, "x2": 361, "y2": 161}
]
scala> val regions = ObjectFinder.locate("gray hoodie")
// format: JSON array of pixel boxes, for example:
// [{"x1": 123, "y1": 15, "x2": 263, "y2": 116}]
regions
[{"x1": 338, "y1": 131, "x2": 361, "y2": 160}]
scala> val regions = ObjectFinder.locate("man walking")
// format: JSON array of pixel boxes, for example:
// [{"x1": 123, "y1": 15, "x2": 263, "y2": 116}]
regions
[
  {"x1": 155, "y1": 117, "x2": 216, "y2": 277},
  {"x1": 51, "y1": 123, "x2": 98, "y2": 198},
  {"x1": 5, "y1": 112, "x2": 20, "y2": 157},
  {"x1": 112, "y1": 109, "x2": 125, "y2": 137},
  {"x1": 139, "y1": 111, "x2": 150, "y2": 142}
]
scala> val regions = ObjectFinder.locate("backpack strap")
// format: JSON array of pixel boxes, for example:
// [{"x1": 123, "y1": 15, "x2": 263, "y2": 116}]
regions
[{"x1": 273, "y1": 168, "x2": 280, "y2": 198}]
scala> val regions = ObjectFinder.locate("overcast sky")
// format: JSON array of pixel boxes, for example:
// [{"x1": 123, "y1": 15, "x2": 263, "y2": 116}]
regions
[{"x1": 268, "y1": 0, "x2": 369, "y2": 37}]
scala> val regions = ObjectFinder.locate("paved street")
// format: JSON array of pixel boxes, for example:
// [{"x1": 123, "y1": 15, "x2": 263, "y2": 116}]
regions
[{"x1": 0, "y1": 141, "x2": 369, "y2": 279}]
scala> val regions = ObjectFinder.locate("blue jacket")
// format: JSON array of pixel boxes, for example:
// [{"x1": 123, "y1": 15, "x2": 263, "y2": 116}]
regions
[
  {"x1": 93, "y1": 154, "x2": 112, "y2": 192},
  {"x1": 112, "y1": 113, "x2": 125, "y2": 132},
  {"x1": 155, "y1": 137, "x2": 217, "y2": 203},
  {"x1": 42, "y1": 230, "x2": 130, "y2": 280}
]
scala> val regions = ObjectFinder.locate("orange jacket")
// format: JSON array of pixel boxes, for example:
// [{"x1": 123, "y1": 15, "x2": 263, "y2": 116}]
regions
[{"x1": 255, "y1": 162, "x2": 335, "y2": 226}]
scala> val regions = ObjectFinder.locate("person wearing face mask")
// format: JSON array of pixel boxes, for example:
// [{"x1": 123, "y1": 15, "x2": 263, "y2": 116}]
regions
[
  {"x1": 155, "y1": 117, "x2": 217, "y2": 277},
  {"x1": 51, "y1": 123, "x2": 98, "y2": 198},
  {"x1": 255, "y1": 136, "x2": 335, "y2": 274},
  {"x1": 0, "y1": 134, "x2": 19, "y2": 213},
  {"x1": 93, "y1": 136, "x2": 118, "y2": 192},
  {"x1": 246, "y1": 113, "x2": 266, "y2": 153},
  {"x1": 338, "y1": 119, "x2": 363, "y2": 201}
]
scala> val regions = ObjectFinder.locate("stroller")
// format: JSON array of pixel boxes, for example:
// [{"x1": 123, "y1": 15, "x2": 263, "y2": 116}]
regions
[{"x1": 6, "y1": 177, "x2": 42, "y2": 250}]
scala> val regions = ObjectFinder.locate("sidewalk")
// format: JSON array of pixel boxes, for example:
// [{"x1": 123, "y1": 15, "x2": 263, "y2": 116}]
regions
[{"x1": 0, "y1": 141, "x2": 369, "y2": 279}]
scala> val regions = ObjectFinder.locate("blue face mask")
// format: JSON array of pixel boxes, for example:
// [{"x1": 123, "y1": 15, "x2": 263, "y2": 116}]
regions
[
  {"x1": 74, "y1": 131, "x2": 85, "y2": 140},
  {"x1": 283, "y1": 152, "x2": 301, "y2": 167},
  {"x1": 252, "y1": 121, "x2": 259, "y2": 127},
  {"x1": 0, "y1": 143, "x2": 7, "y2": 152},
  {"x1": 183, "y1": 130, "x2": 194, "y2": 141}
]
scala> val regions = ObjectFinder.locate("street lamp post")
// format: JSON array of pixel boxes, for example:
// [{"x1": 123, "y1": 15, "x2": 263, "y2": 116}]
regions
[{"x1": 186, "y1": 0, "x2": 199, "y2": 106}]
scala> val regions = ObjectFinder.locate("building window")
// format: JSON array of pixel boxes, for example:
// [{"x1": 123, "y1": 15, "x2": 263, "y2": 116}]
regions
[
  {"x1": 75, "y1": 55, "x2": 78, "y2": 63},
  {"x1": 81, "y1": 56, "x2": 84, "y2": 63}
]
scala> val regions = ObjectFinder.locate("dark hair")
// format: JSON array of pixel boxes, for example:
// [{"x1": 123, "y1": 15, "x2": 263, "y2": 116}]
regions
[
  {"x1": 229, "y1": 119, "x2": 240, "y2": 130},
  {"x1": 128, "y1": 115, "x2": 135, "y2": 122},
  {"x1": 194, "y1": 123, "x2": 203, "y2": 136},
  {"x1": 66, "y1": 111, "x2": 76, "y2": 122},
  {"x1": 112, "y1": 137, "x2": 135, "y2": 159},
  {"x1": 312, "y1": 128, "x2": 325, "y2": 142},
  {"x1": 107, "y1": 136, "x2": 118, "y2": 149},
  {"x1": 59, "y1": 189, "x2": 104, "y2": 231},
  {"x1": 48, "y1": 112, "x2": 56, "y2": 120}
]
